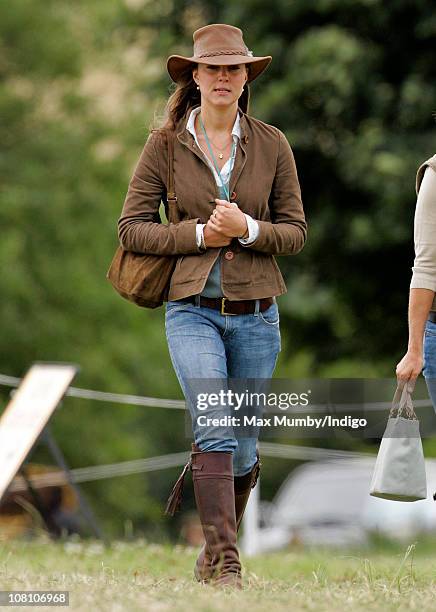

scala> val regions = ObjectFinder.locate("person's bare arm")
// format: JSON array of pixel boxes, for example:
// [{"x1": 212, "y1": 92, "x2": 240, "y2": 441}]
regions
[
  {"x1": 397, "y1": 166, "x2": 436, "y2": 381},
  {"x1": 396, "y1": 288, "x2": 435, "y2": 381}
]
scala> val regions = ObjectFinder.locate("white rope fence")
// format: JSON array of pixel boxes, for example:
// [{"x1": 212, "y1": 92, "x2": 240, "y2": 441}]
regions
[
  {"x1": 5, "y1": 444, "x2": 374, "y2": 493},
  {"x1": 0, "y1": 373, "x2": 433, "y2": 412},
  {"x1": 0, "y1": 372, "x2": 432, "y2": 493},
  {"x1": 0, "y1": 374, "x2": 185, "y2": 410},
  {"x1": 258, "y1": 442, "x2": 371, "y2": 462},
  {"x1": 6, "y1": 452, "x2": 190, "y2": 492}
]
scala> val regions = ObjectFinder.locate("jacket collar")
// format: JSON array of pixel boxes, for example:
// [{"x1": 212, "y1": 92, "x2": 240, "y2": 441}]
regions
[
  {"x1": 176, "y1": 106, "x2": 249, "y2": 151},
  {"x1": 185, "y1": 106, "x2": 241, "y2": 142},
  {"x1": 176, "y1": 106, "x2": 248, "y2": 195}
]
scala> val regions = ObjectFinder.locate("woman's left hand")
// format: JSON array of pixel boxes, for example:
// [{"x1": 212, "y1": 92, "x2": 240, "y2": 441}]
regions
[
  {"x1": 396, "y1": 350, "x2": 423, "y2": 382},
  {"x1": 208, "y1": 199, "x2": 248, "y2": 238}
]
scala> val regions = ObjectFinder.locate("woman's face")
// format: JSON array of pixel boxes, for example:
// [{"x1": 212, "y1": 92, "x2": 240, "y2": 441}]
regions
[{"x1": 193, "y1": 63, "x2": 248, "y2": 109}]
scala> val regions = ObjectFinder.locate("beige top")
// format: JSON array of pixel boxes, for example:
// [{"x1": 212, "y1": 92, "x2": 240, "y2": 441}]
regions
[{"x1": 410, "y1": 154, "x2": 436, "y2": 311}]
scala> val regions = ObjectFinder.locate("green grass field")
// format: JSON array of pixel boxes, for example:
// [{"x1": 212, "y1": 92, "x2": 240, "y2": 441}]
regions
[{"x1": 1, "y1": 537, "x2": 436, "y2": 611}]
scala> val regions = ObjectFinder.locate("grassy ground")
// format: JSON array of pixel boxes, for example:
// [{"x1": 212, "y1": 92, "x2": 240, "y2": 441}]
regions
[{"x1": 1, "y1": 537, "x2": 436, "y2": 611}]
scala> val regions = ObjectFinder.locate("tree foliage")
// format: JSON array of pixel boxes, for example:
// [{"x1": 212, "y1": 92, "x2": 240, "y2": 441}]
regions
[
  {"x1": 1, "y1": 0, "x2": 436, "y2": 535},
  {"x1": 139, "y1": 0, "x2": 436, "y2": 375}
]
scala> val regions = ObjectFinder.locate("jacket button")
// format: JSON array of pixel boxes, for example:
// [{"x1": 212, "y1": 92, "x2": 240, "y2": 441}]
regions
[{"x1": 224, "y1": 251, "x2": 234, "y2": 261}]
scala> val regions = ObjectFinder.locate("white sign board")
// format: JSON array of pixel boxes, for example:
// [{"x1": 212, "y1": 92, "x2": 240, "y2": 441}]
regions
[{"x1": 0, "y1": 363, "x2": 78, "y2": 500}]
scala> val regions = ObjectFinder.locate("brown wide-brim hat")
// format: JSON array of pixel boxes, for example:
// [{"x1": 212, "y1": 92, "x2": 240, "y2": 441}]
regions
[{"x1": 167, "y1": 24, "x2": 272, "y2": 84}]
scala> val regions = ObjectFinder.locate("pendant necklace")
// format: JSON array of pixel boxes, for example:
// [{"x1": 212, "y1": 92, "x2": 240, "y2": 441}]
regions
[
  {"x1": 212, "y1": 141, "x2": 230, "y2": 160},
  {"x1": 199, "y1": 114, "x2": 236, "y2": 202},
  {"x1": 199, "y1": 116, "x2": 231, "y2": 159}
]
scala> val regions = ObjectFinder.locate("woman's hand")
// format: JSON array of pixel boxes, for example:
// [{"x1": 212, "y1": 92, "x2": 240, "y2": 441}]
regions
[
  {"x1": 203, "y1": 223, "x2": 232, "y2": 247},
  {"x1": 396, "y1": 290, "x2": 434, "y2": 383},
  {"x1": 396, "y1": 350, "x2": 423, "y2": 382},
  {"x1": 208, "y1": 199, "x2": 248, "y2": 238}
]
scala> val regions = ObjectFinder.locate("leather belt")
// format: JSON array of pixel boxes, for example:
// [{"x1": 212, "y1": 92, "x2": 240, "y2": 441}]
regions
[
  {"x1": 428, "y1": 312, "x2": 436, "y2": 323},
  {"x1": 177, "y1": 296, "x2": 274, "y2": 315}
]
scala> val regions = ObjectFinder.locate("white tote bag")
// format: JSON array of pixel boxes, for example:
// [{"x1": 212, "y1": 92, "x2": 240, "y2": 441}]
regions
[{"x1": 370, "y1": 382, "x2": 427, "y2": 501}]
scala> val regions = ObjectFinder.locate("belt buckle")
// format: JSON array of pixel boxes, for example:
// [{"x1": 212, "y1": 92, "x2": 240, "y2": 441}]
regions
[{"x1": 221, "y1": 297, "x2": 236, "y2": 316}]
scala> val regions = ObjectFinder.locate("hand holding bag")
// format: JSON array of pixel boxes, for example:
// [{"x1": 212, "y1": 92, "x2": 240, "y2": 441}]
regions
[
  {"x1": 107, "y1": 130, "x2": 178, "y2": 308},
  {"x1": 369, "y1": 382, "x2": 427, "y2": 501}
]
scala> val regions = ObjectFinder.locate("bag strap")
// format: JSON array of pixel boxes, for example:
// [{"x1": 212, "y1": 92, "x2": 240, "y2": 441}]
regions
[
  {"x1": 166, "y1": 129, "x2": 178, "y2": 223},
  {"x1": 390, "y1": 382, "x2": 417, "y2": 420}
]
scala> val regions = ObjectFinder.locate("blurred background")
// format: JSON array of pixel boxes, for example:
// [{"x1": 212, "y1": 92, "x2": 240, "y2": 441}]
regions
[{"x1": 1, "y1": 0, "x2": 436, "y2": 542}]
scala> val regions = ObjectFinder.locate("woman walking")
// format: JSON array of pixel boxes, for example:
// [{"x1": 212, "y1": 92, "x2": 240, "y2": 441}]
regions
[
  {"x1": 118, "y1": 23, "x2": 307, "y2": 587},
  {"x1": 397, "y1": 154, "x2": 436, "y2": 405}
]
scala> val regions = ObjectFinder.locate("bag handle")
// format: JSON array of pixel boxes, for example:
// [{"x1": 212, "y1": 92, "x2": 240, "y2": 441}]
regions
[
  {"x1": 390, "y1": 381, "x2": 417, "y2": 420},
  {"x1": 166, "y1": 129, "x2": 178, "y2": 223}
]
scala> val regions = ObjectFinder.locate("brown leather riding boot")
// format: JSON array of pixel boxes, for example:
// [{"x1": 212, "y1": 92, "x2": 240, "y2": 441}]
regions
[
  {"x1": 194, "y1": 455, "x2": 261, "y2": 584},
  {"x1": 191, "y1": 449, "x2": 242, "y2": 588}
]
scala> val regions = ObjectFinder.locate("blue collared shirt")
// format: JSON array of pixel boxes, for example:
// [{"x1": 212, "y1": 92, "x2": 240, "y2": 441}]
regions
[{"x1": 186, "y1": 106, "x2": 259, "y2": 246}]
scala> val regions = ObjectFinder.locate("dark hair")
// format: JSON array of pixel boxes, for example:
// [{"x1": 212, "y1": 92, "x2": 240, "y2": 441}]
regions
[{"x1": 161, "y1": 64, "x2": 251, "y2": 130}]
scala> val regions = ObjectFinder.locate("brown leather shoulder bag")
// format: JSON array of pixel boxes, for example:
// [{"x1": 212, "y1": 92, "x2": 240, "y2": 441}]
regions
[{"x1": 106, "y1": 130, "x2": 178, "y2": 308}]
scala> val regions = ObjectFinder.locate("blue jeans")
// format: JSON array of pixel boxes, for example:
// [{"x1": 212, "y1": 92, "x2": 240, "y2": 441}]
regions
[
  {"x1": 423, "y1": 318, "x2": 436, "y2": 411},
  {"x1": 165, "y1": 298, "x2": 281, "y2": 476}
]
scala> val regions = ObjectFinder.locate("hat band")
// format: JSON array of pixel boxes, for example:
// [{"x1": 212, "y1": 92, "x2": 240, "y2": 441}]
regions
[{"x1": 196, "y1": 48, "x2": 254, "y2": 58}]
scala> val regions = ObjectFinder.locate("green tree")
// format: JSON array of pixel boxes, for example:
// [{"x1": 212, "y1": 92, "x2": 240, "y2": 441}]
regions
[
  {"x1": 0, "y1": 0, "x2": 186, "y2": 537},
  {"x1": 2, "y1": 0, "x2": 436, "y2": 537},
  {"x1": 137, "y1": 0, "x2": 436, "y2": 376}
]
